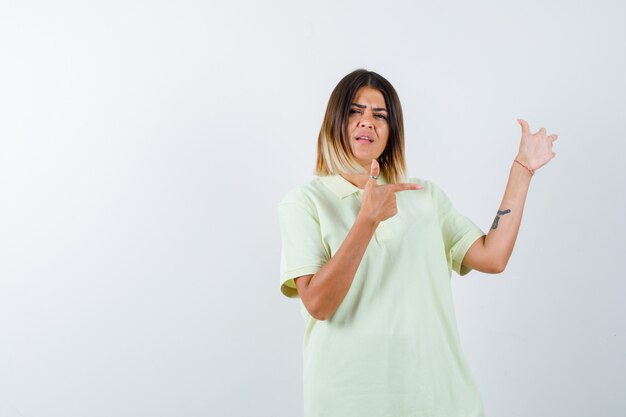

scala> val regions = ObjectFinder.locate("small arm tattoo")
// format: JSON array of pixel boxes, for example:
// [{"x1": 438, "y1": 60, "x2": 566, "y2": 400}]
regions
[{"x1": 491, "y1": 209, "x2": 511, "y2": 230}]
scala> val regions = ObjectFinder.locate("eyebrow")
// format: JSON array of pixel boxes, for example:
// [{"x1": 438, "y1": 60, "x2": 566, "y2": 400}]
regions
[{"x1": 351, "y1": 103, "x2": 388, "y2": 112}]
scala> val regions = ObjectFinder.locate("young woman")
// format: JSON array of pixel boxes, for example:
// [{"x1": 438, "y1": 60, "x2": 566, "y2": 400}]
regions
[{"x1": 278, "y1": 69, "x2": 557, "y2": 417}]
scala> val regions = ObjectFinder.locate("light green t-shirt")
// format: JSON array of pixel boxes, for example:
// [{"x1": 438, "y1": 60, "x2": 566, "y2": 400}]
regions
[{"x1": 278, "y1": 175, "x2": 486, "y2": 417}]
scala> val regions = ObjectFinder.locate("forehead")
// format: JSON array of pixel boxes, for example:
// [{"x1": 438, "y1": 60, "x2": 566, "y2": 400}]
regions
[{"x1": 352, "y1": 86, "x2": 386, "y2": 107}]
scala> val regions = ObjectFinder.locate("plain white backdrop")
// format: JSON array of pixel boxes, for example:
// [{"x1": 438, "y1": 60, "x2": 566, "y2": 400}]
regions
[{"x1": 1, "y1": 1, "x2": 625, "y2": 416}]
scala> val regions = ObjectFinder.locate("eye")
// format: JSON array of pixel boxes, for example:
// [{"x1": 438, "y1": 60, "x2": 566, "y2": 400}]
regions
[
  {"x1": 349, "y1": 109, "x2": 362, "y2": 115},
  {"x1": 375, "y1": 113, "x2": 387, "y2": 120}
]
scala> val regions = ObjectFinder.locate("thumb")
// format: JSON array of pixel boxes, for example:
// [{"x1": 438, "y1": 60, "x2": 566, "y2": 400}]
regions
[
  {"x1": 367, "y1": 159, "x2": 380, "y2": 187},
  {"x1": 517, "y1": 118, "x2": 530, "y2": 136}
]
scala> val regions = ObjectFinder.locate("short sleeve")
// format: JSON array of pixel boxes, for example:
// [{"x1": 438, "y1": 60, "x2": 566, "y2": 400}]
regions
[
  {"x1": 277, "y1": 193, "x2": 329, "y2": 298},
  {"x1": 429, "y1": 182, "x2": 485, "y2": 276}
]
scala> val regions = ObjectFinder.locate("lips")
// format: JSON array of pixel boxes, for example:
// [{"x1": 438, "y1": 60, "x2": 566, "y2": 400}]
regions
[{"x1": 355, "y1": 135, "x2": 373, "y2": 143}]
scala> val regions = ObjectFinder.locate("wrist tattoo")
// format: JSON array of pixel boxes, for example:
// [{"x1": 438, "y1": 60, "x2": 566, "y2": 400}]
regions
[{"x1": 491, "y1": 209, "x2": 511, "y2": 230}]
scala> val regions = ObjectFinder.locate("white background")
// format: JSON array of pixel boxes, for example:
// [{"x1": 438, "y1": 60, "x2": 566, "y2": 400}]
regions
[{"x1": 1, "y1": 1, "x2": 625, "y2": 416}]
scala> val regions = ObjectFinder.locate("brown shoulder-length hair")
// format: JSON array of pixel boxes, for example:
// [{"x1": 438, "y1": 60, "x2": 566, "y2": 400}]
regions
[{"x1": 315, "y1": 69, "x2": 406, "y2": 184}]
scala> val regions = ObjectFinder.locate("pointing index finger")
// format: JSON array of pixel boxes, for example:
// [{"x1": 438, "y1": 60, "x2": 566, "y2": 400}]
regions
[{"x1": 388, "y1": 182, "x2": 423, "y2": 192}]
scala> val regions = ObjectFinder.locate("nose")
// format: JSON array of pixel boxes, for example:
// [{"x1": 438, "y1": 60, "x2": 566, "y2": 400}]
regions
[{"x1": 359, "y1": 113, "x2": 374, "y2": 128}]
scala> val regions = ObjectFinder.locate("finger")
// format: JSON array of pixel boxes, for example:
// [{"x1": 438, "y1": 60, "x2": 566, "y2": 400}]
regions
[
  {"x1": 549, "y1": 134, "x2": 558, "y2": 142},
  {"x1": 388, "y1": 183, "x2": 422, "y2": 193},
  {"x1": 537, "y1": 127, "x2": 547, "y2": 136},
  {"x1": 368, "y1": 159, "x2": 380, "y2": 185},
  {"x1": 517, "y1": 118, "x2": 530, "y2": 136}
]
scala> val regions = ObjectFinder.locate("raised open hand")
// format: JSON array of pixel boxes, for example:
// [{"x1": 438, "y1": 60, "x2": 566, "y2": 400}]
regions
[
  {"x1": 359, "y1": 160, "x2": 422, "y2": 225},
  {"x1": 516, "y1": 119, "x2": 558, "y2": 172}
]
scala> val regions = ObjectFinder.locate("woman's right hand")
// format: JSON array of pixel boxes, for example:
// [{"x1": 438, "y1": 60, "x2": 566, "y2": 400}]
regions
[
  {"x1": 295, "y1": 159, "x2": 421, "y2": 321},
  {"x1": 359, "y1": 160, "x2": 422, "y2": 225}
]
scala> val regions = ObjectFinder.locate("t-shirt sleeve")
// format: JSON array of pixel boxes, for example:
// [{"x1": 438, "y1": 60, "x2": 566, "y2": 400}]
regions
[
  {"x1": 277, "y1": 191, "x2": 329, "y2": 298},
  {"x1": 429, "y1": 182, "x2": 485, "y2": 276}
]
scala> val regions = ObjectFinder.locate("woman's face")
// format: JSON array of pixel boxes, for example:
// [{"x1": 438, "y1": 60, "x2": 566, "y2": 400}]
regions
[{"x1": 347, "y1": 86, "x2": 389, "y2": 168}]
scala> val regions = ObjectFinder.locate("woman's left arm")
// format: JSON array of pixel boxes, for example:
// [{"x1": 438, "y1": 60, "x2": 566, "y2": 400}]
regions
[{"x1": 462, "y1": 119, "x2": 558, "y2": 274}]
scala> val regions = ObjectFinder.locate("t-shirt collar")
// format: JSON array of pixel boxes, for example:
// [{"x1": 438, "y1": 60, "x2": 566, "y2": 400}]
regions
[{"x1": 319, "y1": 174, "x2": 388, "y2": 199}]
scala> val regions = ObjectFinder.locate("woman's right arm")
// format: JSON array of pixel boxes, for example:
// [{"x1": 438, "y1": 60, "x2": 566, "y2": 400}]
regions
[
  {"x1": 295, "y1": 160, "x2": 421, "y2": 321},
  {"x1": 295, "y1": 214, "x2": 378, "y2": 321}
]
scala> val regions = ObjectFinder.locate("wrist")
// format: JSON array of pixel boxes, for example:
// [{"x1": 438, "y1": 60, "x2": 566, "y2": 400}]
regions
[
  {"x1": 355, "y1": 211, "x2": 380, "y2": 230},
  {"x1": 513, "y1": 157, "x2": 534, "y2": 176},
  {"x1": 514, "y1": 153, "x2": 531, "y2": 166}
]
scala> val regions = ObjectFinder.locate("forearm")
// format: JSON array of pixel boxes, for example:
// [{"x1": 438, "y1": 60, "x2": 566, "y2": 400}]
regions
[
  {"x1": 482, "y1": 161, "x2": 532, "y2": 271},
  {"x1": 304, "y1": 214, "x2": 378, "y2": 320}
]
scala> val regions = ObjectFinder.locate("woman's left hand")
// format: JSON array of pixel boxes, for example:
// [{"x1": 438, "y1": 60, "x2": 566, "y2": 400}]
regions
[{"x1": 516, "y1": 118, "x2": 558, "y2": 172}]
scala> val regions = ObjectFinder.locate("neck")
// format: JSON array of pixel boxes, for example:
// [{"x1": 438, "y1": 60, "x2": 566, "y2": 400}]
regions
[{"x1": 341, "y1": 171, "x2": 370, "y2": 189}]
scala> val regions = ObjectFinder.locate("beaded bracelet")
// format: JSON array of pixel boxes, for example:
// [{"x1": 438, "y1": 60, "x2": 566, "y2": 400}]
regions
[{"x1": 514, "y1": 159, "x2": 534, "y2": 175}]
